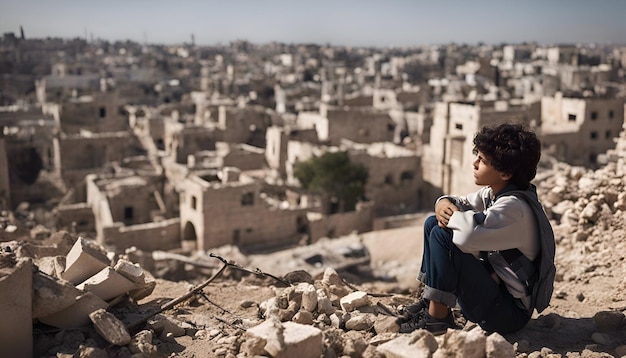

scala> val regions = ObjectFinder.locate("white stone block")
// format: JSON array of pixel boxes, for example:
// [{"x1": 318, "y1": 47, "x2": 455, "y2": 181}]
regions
[
  {"x1": 377, "y1": 330, "x2": 438, "y2": 358},
  {"x1": 89, "y1": 308, "x2": 131, "y2": 346},
  {"x1": 77, "y1": 266, "x2": 137, "y2": 301},
  {"x1": 61, "y1": 237, "x2": 110, "y2": 285},
  {"x1": 296, "y1": 283, "x2": 318, "y2": 312},
  {"x1": 246, "y1": 319, "x2": 323, "y2": 358},
  {"x1": 114, "y1": 259, "x2": 145, "y2": 284},
  {"x1": 340, "y1": 291, "x2": 370, "y2": 312},
  {"x1": 32, "y1": 270, "x2": 82, "y2": 318},
  {"x1": 39, "y1": 292, "x2": 109, "y2": 329}
]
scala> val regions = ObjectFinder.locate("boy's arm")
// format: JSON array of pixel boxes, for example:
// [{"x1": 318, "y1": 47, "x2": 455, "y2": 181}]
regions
[
  {"x1": 436, "y1": 187, "x2": 489, "y2": 211},
  {"x1": 447, "y1": 196, "x2": 527, "y2": 255}
]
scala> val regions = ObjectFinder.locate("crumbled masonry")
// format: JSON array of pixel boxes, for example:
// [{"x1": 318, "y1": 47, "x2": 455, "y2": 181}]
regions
[{"x1": 2, "y1": 129, "x2": 626, "y2": 357}]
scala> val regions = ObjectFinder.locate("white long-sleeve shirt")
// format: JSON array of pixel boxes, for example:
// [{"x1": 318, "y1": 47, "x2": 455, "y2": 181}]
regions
[{"x1": 440, "y1": 186, "x2": 540, "y2": 309}]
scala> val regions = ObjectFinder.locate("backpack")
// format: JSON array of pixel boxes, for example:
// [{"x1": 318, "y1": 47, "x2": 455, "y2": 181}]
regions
[{"x1": 500, "y1": 188, "x2": 556, "y2": 314}]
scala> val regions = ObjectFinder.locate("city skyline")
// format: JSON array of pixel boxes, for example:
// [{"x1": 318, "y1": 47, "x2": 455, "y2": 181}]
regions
[{"x1": 1, "y1": 0, "x2": 626, "y2": 47}]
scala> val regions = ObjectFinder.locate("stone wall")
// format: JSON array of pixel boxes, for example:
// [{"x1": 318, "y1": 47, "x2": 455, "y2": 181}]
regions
[
  {"x1": 327, "y1": 109, "x2": 395, "y2": 146},
  {"x1": 308, "y1": 203, "x2": 373, "y2": 242},
  {"x1": 56, "y1": 202, "x2": 95, "y2": 233},
  {"x1": 59, "y1": 93, "x2": 128, "y2": 134},
  {"x1": 350, "y1": 148, "x2": 424, "y2": 214},
  {"x1": 59, "y1": 132, "x2": 134, "y2": 189},
  {"x1": 103, "y1": 218, "x2": 180, "y2": 252}
]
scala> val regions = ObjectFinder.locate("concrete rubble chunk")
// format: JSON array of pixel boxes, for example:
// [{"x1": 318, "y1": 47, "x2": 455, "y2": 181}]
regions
[
  {"x1": 47, "y1": 230, "x2": 76, "y2": 255},
  {"x1": 343, "y1": 331, "x2": 369, "y2": 357},
  {"x1": 486, "y1": 332, "x2": 515, "y2": 358},
  {"x1": 61, "y1": 237, "x2": 111, "y2": 285},
  {"x1": 129, "y1": 277, "x2": 157, "y2": 302},
  {"x1": 34, "y1": 255, "x2": 66, "y2": 278},
  {"x1": 16, "y1": 241, "x2": 69, "y2": 260},
  {"x1": 128, "y1": 330, "x2": 157, "y2": 354},
  {"x1": 0, "y1": 257, "x2": 33, "y2": 358},
  {"x1": 374, "y1": 315, "x2": 400, "y2": 334},
  {"x1": 316, "y1": 288, "x2": 336, "y2": 315},
  {"x1": 246, "y1": 318, "x2": 323, "y2": 358},
  {"x1": 77, "y1": 266, "x2": 138, "y2": 301},
  {"x1": 345, "y1": 313, "x2": 374, "y2": 331},
  {"x1": 32, "y1": 269, "x2": 82, "y2": 319},
  {"x1": 377, "y1": 329, "x2": 438, "y2": 357},
  {"x1": 295, "y1": 282, "x2": 318, "y2": 312},
  {"x1": 369, "y1": 332, "x2": 397, "y2": 346},
  {"x1": 321, "y1": 267, "x2": 351, "y2": 299},
  {"x1": 114, "y1": 258, "x2": 146, "y2": 283},
  {"x1": 340, "y1": 291, "x2": 370, "y2": 312},
  {"x1": 38, "y1": 292, "x2": 109, "y2": 329},
  {"x1": 438, "y1": 329, "x2": 486, "y2": 358},
  {"x1": 89, "y1": 308, "x2": 132, "y2": 346},
  {"x1": 292, "y1": 310, "x2": 314, "y2": 325}
]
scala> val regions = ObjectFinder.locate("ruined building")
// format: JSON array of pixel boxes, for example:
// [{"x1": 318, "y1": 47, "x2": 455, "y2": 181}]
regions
[{"x1": 541, "y1": 93, "x2": 625, "y2": 167}]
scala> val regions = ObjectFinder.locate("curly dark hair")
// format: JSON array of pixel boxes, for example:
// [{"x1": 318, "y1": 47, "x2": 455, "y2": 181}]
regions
[{"x1": 472, "y1": 123, "x2": 541, "y2": 187}]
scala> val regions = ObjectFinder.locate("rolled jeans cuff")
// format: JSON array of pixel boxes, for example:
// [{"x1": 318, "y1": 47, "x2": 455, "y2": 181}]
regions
[
  {"x1": 422, "y1": 285, "x2": 457, "y2": 308},
  {"x1": 417, "y1": 271, "x2": 426, "y2": 283}
]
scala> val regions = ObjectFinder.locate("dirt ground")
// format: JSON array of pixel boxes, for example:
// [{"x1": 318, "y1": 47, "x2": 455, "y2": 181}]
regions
[
  {"x1": 30, "y1": 140, "x2": 626, "y2": 357},
  {"x1": 124, "y1": 213, "x2": 625, "y2": 357}
]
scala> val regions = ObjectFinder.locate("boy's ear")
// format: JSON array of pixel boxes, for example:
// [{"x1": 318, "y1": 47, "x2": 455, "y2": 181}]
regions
[{"x1": 500, "y1": 172, "x2": 512, "y2": 181}]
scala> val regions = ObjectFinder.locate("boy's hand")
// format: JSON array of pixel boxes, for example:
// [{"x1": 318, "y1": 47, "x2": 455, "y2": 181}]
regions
[{"x1": 435, "y1": 199, "x2": 459, "y2": 228}]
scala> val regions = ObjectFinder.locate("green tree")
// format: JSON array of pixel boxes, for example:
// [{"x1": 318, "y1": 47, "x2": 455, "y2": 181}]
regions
[{"x1": 294, "y1": 151, "x2": 368, "y2": 213}]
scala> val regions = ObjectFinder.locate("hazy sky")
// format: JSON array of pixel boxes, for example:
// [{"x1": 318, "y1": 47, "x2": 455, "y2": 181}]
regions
[{"x1": 1, "y1": 0, "x2": 625, "y2": 47}]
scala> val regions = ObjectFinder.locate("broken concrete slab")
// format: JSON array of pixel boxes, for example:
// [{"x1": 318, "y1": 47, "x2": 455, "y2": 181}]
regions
[
  {"x1": 38, "y1": 292, "x2": 109, "y2": 329},
  {"x1": 34, "y1": 255, "x2": 66, "y2": 278},
  {"x1": 89, "y1": 308, "x2": 132, "y2": 346},
  {"x1": 76, "y1": 266, "x2": 137, "y2": 301},
  {"x1": 245, "y1": 319, "x2": 323, "y2": 358},
  {"x1": 0, "y1": 257, "x2": 33, "y2": 358},
  {"x1": 340, "y1": 291, "x2": 370, "y2": 312},
  {"x1": 114, "y1": 258, "x2": 145, "y2": 283},
  {"x1": 47, "y1": 230, "x2": 76, "y2": 255},
  {"x1": 61, "y1": 237, "x2": 111, "y2": 284},
  {"x1": 14, "y1": 231, "x2": 75, "y2": 260},
  {"x1": 16, "y1": 242, "x2": 66, "y2": 259},
  {"x1": 376, "y1": 329, "x2": 438, "y2": 357},
  {"x1": 128, "y1": 330, "x2": 158, "y2": 354},
  {"x1": 128, "y1": 276, "x2": 156, "y2": 302},
  {"x1": 32, "y1": 269, "x2": 82, "y2": 319}
]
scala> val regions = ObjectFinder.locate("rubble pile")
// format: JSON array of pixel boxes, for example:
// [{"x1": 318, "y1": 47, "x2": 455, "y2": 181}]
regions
[
  {"x1": 0, "y1": 232, "x2": 156, "y2": 357},
  {"x1": 536, "y1": 128, "x2": 626, "y2": 304},
  {"x1": 1, "y1": 131, "x2": 626, "y2": 357},
  {"x1": 0, "y1": 229, "x2": 623, "y2": 357}
]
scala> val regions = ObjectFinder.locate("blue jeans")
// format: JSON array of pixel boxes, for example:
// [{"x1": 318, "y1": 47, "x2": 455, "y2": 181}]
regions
[{"x1": 418, "y1": 215, "x2": 531, "y2": 333}]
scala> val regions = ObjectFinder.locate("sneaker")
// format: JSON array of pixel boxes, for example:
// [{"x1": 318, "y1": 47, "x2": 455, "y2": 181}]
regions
[
  {"x1": 398, "y1": 298, "x2": 430, "y2": 321},
  {"x1": 399, "y1": 310, "x2": 458, "y2": 335}
]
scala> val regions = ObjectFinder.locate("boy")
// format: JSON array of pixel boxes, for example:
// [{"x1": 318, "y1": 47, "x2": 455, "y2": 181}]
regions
[{"x1": 399, "y1": 123, "x2": 553, "y2": 335}]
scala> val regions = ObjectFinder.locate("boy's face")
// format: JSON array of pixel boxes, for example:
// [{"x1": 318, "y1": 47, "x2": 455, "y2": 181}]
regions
[{"x1": 472, "y1": 151, "x2": 512, "y2": 193}]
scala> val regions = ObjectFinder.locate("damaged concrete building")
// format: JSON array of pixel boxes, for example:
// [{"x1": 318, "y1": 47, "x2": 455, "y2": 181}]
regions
[
  {"x1": 0, "y1": 108, "x2": 63, "y2": 209},
  {"x1": 179, "y1": 167, "x2": 310, "y2": 251},
  {"x1": 86, "y1": 167, "x2": 180, "y2": 252},
  {"x1": 541, "y1": 93, "x2": 625, "y2": 167},
  {"x1": 2, "y1": 35, "x2": 625, "y2": 265}
]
